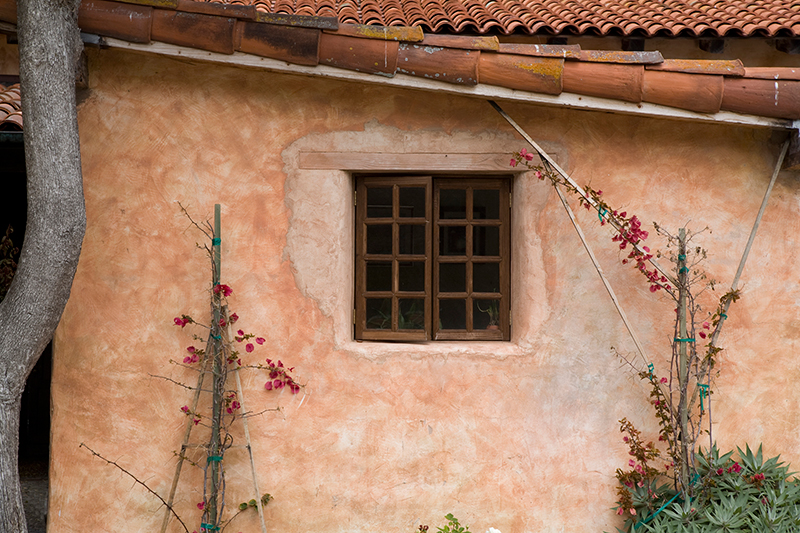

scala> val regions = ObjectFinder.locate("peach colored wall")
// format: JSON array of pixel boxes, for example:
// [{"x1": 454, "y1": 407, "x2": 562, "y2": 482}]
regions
[{"x1": 53, "y1": 47, "x2": 800, "y2": 533}]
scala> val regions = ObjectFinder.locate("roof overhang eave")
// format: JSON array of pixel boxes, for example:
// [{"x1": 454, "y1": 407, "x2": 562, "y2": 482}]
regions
[{"x1": 100, "y1": 36, "x2": 799, "y2": 132}]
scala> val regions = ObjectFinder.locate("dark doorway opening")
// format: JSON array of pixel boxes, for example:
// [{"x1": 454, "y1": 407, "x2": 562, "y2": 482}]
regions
[{"x1": 1, "y1": 132, "x2": 49, "y2": 532}]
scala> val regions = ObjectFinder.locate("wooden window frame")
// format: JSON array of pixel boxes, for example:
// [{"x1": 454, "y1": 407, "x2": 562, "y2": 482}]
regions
[{"x1": 355, "y1": 175, "x2": 511, "y2": 341}]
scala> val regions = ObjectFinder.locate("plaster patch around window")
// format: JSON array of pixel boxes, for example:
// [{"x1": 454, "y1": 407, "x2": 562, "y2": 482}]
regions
[{"x1": 282, "y1": 119, "x2": 562, "y2": 357}]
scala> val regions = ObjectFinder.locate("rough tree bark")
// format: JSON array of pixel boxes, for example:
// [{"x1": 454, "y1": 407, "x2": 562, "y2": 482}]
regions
[{"x1": 0, "y1": 0, "x2": 85, "y2": 530}]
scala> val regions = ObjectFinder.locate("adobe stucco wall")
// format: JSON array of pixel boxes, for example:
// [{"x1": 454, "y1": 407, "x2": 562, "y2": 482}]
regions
[{"x1": 53, "y1": 47, "x2": 800, "y2": 533}]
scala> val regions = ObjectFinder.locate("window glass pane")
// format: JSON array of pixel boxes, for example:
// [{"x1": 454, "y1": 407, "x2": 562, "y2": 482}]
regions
[
  {"x1": 365, "y1": 298, "x2": 392, "y2": 330},
  {"x1": 440, "y1": 189, "x2": 466, "y2": 219},
  {"x1": 399, "y1": 224, "x2": 425, "y2": 255},
  {"x1": 439, "y1": 299, "x2": 466, "y2": 329},
  {"x1": 439, "y1": 226, "x2": 466, "y2": 256},
  {"x1": 366, "y1": 224, "x2": 392, "y2": 255},
  {"x1": 473, "y1": 263, "x2": 500, "y2": 293},
  {"x1": 399, "y1": 261, "x2": 424, "y2": 292},
  {"x1": 366, "y1": 261, "x2": 392, "y2": 292},
  {"x1": 474, "y1": 299, "x2": 501, "y2": 330},
  {"x1": 473, "y1": 189, "x2": 500, "y2": 219},
  {"x1": 399, "y1": 299, "x2": 425, "y2": 330},
  {"x1": 367, "y1": 187, "x2": 393, "y2": 218},
  {"x1": 399, "y1": 187, "x2": 425, "y2": 218},
  {"x1": 439, "y1": 263, "x2": 465, "y2": 293},
  {"x1": 473, "y1": 226, "x2": 500, "y2": 256}
]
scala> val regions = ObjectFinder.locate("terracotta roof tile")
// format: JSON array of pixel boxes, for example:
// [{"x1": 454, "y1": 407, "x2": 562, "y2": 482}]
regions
[
  {"x1": 0, "y1": 84, "x2": 21, "y2": 131},
  {"x1": 2, "y1": 0, "x2": 799, "y2": 126}
]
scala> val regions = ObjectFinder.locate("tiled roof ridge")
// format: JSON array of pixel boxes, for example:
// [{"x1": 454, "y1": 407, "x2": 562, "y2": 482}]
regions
[
  {"x1": 201, "y1": 0, "x2": 800, "y2": 38},
  {"x1": 0, "y1": 0, "x2": 797, "y2": 124}
]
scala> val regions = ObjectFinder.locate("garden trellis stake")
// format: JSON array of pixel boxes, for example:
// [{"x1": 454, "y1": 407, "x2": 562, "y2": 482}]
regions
[
  {"x1": 160, "y1": 204, "x2": 269, "y2": 533},
  {"x1": 490, "y1": 100, "x2": 792, "y2": 455}
]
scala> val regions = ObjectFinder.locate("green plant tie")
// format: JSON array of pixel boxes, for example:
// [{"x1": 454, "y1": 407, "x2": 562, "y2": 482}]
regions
[
  {"x1": 212, "y1": 335, "x2": 221, "y2": 340},
  {"x1": 679, "y1": 266, "x2": 689, "y2": 273},
  {"x1": 674, "y1": 338, "x2": 695, "y2": 342},
  {"x1": 598, "y1": 207, "x2": 607, "y2": 221},
  {"x1": 677, "y1": 254, "x2": 686, "y2": 260},
  {"x1": 647, "y1": 362, "x2": 654, "y2": 375},
  {"x1": 636, "y1": 474, "x2": 701, "y2": 529},
  {"x1": 720, "y1": 313, "x2": 727, "y2": 319},
  {"x1": 698, "y1": 383, "x2": 709, "y2": 411},
  {"x1": 206, "y1": 455, "x2": 222, "y2": 463},
  {"x1": 201, "y1": 523, "x2": 219, "y2": 531},
  {"x1": 212, "y1": 238, "x2": 221, "y2": 245}
]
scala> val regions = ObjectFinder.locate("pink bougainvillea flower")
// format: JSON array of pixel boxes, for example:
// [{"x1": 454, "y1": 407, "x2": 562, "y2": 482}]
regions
[
  {"x1": 535, "y1": 170, "x2": 543, "y2": 180},
  {"x1": 623, "y1": 436, "x2": 629, "y2": 443},
  {"x1": 229, "y1": 313, "x2": 239, "y2": 323},
  {"x1": 232, "y1": 401, "x2": 240, "y2": 410},
  {"x1": 181, "y1": 405, "x2": 190, "y2": 413},
  {"x1": 246, "y1": 343, "x2": 254, "y2": 353},
  {"x1": 519, "y1": 148, "x2": 534, "y2": 161},
  {"x1": 174, "y1": 317, "x2": 190, "y2": 328},
  {"x1": 219, "y1": 318, "x2": 227, "y2": 328},
  {"x1": 630, "y1": 509, "x2": 636, "y2": 516},
  {"x1": 237, "y1": 329, "x2": 244, "y2": 336},
  {"x1": 197, "y1": 502, "x2": 205, "y2": 510},
  {"x1": 213, "y1": 284, "x2": 232, "y2": 297},
  {"x1": 187, "y1": 346, "x2": 196, "y2": 353},
  {"x1": 629, "y1": 459, "x2": 635, "y2": 467},
  {"x1": 264, "y1": 381, "x2": 273, "y2": 390},
  {"x1": 193, "y1": 418, "x2": 200, "y2": 426},
  {"x1": 660, "y1": 377, "x2": 668, "y2": 383},
  {"x1": 256, "y1": 337, "x2": 265, "y2": 345},
  {"x1": 703, "y1": 322, "x2": 711, "y2": 329},
  {"x1": 699, "y1": 331, "x2": 707, "y2": 339},
  {"x1": 274, "y1": 379, "x2": 284, "y2": 389},
  {"x1": 183, "y1": 356, "x2": 192, "y2": 364},
  {"x1": 617, "y1": 508, "x2": 624, "y2": 516},
  {"x1": 509, "y1": 158, "x2": 518, "y2": 167},
  {"x1": 289, "y1": 382, "x2": 300, "y2": 394}
]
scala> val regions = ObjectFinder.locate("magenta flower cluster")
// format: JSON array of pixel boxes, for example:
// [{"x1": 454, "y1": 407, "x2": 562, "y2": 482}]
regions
[{"x1": 263, "y1": 358, "x2": 300, "y2": 394}]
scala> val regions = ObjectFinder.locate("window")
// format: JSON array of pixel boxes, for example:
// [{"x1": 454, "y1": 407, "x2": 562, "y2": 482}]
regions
[{"x1": 355, "y1": 176, "x2": 510, "y2": 341}]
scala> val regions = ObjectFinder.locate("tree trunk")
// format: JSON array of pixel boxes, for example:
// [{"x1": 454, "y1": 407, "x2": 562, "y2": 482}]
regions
[
  {"x1": 0, "y1": 0, "x2": 85, "y2": 530},
  {"x1": 0, "y1": 396, "x2": 24, "y2": 530}
]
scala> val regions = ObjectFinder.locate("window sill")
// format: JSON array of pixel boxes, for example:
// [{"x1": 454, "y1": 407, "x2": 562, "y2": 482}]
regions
[{"x1": 337, "y1": 338, "x2": 528, "y2": 360}]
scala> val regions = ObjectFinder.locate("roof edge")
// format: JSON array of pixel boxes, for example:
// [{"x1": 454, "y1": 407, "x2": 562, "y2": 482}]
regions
[{"x1": 98, "y1": 36, "x2": 797, "y2": 131}]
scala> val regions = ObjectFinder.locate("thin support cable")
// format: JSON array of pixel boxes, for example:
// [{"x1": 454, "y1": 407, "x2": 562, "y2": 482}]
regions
[{"x1": 488, "y1": 99, "x2": 676, "y2": 286}]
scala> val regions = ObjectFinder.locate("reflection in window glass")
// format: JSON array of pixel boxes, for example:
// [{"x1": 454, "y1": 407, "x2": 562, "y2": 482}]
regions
[
  {"x1": 439, "y1": 226, "x2": 466, "y2": 256},
  {"x1": 440, "y1": 189, "x2": 466, "y2": 219},
  {"x1": 399, "y1": 261, "x2": 425, "y2": 292},
  {"x1": 399, "y1": 187, "x2": 426, "y2": 218},
  {"x1": 473, "y1": 263, "x2": 500, "y2": 293},
  {"x1": 473, "y1": 189, "x2": 500, "y2": 219},
  {"x1": 366, "y1": 261, "x2": 392, "y2": 291},
  {"x1": 439, "y1": 262, "x2": 466, "y2": 293},
  {"x1": 473, "y1": 226, "x2": 500, "y2": 256},
  {"x1": 366, "y1": 224, "x2": 392, "y2": 255},
  {"x1": 367, "y1": 187, "x2": 392, "y2": 218},
  {"x1": 399, "y1": 225, "x2": 425, "y2": 255},
  {"x1": 439, "y1": 299, "x2": 466, "y2": 329}
]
